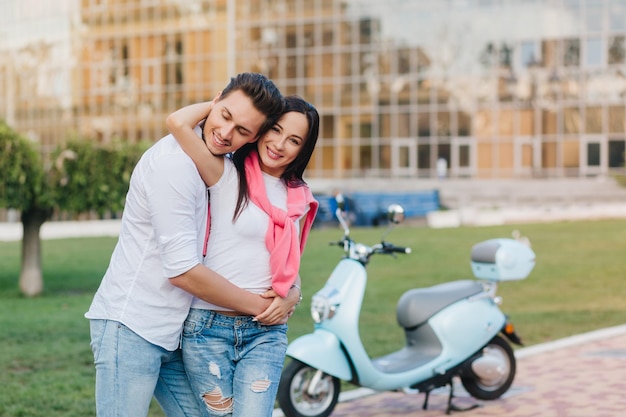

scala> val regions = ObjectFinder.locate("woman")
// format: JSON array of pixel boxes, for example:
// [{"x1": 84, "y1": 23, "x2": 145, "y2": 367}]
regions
[{"x1": 166, "y1": 95, "x2": 319, "y2": 417}]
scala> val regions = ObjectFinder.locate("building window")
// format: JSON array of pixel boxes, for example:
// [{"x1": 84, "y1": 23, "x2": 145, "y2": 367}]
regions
[
  {"x1": 520, "y1": 41, "x2": 539, "y2": 67},
  {"x1": 165, "y1": 38, "x2": 183, "y2": 86},
  {"x1": 397, "y1": 48, "x2": 412, "y2": 74},
  {"x1": 587, "y1": 142, "x2": 601, "y2": 166},
  {"x1": 359, "y1": 18, "x2": 373, "y2": 44},
  {"x1": 584, "y1": 0, "x2": 603, "y2": 32},
  {"x1": 418, "y1": 142, "x2": 431, "y2": 171},
  {"x1": 418, "y1": 112, "x2": 431, "y2": 137},
  {"x1": 563, "y1": 107, "x2": 581, "y2": 134},
  {"x1": 609, "y1": 0, "x2": 626, "y2": 31},
  {"x1": 585, "y1": 106, "x2": 603, "y2": 134},
  {"x1": 608, "y1": 105, "x2": 625, "y2": 133},
  {"x1": 110, "y1": 41, "x2": 129, "y2": 88},
  {"x1": 608, "y1": 36, "x2": 625, "y2": 64},
  {"x1": 563, "y1": 38, "x2": 581, "y2": 66},
  {"x1": 479, "y1": 42, "x2": 498, "y2": 68},
  {"x1": 609, "y1": 140, "x2": 626, "y2": 168},
  {"x1": 541, "y1": 40, "x2": 558, "y2": 67},
  {"x1": 500, "y1": 43, "x2": 514, "y2": 68},
  {"x1": 458, "y1": 112, "x2": 471, "y2": 136},
  {"x1": 585, "y1": 37, "x2": 603, "y2": 67},
  {"x1": 360, "y1": 145, "x2": 373, "y2": 171},
  {"x1": 459, "y1": 144, "x2": 471, "y2": 168}
]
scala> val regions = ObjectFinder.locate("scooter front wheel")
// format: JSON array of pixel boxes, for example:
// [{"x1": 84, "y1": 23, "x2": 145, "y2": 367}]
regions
[
  {"x1": 460, "y1": 335, "x2": 516, "y2": 400},
  {"x1": 277, "y1": 359, "x2": 341, "y2": 417}
]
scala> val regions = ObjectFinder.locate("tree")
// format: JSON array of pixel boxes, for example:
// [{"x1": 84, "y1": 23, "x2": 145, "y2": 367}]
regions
[{"x1": 0, "y1": 120, "x2": 148, "y2": 296}]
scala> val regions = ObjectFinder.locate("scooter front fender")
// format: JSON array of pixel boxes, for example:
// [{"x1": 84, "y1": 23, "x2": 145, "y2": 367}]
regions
[{"x1": 286, "y1": 329, "x2": 352, "y2": 381}]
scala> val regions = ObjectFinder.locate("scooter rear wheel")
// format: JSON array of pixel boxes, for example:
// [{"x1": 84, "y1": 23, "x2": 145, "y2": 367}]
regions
[
  {"x1": 460, "y1": 335, "x2": 516, "y2": 400},
  {"x1": 277, "y1": 359, "x2": 341, "y2": 417}
]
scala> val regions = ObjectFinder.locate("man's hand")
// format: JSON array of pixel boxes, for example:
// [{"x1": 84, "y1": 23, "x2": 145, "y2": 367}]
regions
[{"x1": 254, "y1": 287, "x2": 300, "y2": 325}]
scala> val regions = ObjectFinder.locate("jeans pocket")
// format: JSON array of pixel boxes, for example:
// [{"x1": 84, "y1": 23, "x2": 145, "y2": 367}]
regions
[
  {"x1": 182, "y1": 309, "x2": 210, "y2": 337},
  {"x1": 260, "y1": 322, "x2": 288, "y2": 334},
  {"x1": 89, "y1": 319, "x2": 107, "y2": 362}
]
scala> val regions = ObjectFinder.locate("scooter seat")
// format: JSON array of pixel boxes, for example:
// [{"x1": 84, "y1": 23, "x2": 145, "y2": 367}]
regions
[{"x1": 396, "y1": 280, "x2": 483, "y2": 329}]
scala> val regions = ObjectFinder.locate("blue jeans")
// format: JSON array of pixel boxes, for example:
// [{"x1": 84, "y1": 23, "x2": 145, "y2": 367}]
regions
[
  {"x1": 89, "y1": 319, "x2": 202, "y2": 417},
  {"x1": 182, "y1": 309, "x2": 288, "y2": 417}
]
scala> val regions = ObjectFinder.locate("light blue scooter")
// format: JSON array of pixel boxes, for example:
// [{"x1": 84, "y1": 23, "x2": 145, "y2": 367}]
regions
[{"x1": 277, "y1": 197, "x2": 535, "y2": 417}]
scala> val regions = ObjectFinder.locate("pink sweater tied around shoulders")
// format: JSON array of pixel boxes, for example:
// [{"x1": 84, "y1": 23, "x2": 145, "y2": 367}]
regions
[{"x1": 245, "y1": 152, "x2": 318, "y2": 297}]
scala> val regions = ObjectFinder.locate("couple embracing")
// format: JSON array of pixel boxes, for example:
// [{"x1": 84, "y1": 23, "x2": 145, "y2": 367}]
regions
[{"x1": 86, "y1": 72, "x2": 319, "y2": 417}]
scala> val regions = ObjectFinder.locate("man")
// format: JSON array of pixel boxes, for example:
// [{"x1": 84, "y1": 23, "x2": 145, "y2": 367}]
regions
[{"x1": 85, "y1": 73, "x2": 300, "y2": 417}]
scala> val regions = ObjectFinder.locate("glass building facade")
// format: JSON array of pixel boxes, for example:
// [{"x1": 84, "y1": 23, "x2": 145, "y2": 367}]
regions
[{"x1": 1, "y1": 0, "x2": 625, "y2": 180}]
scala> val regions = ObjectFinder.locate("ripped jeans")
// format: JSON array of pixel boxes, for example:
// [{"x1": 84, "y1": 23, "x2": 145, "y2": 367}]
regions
[{"x1": 182, "y1": 309, "x2": 288, "y2": 417}]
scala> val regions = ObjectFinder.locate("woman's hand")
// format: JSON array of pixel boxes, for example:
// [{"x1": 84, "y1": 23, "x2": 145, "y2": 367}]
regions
[{"x1": 254, "y1": 288, "x2": 299, "y2": 325}]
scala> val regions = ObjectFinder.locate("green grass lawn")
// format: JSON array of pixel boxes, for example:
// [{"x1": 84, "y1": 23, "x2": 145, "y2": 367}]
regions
[{"x1": 1, "y1": 218, "x2": 625, "y2": 417}]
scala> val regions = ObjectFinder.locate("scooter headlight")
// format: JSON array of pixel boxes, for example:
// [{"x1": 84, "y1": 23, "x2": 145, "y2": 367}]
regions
[
  {"x1": 310, "y1": 295, "x2": 337, "y2": 323},
  {"x1": 353, "y1": 243, "x2": 370, "y2": 262}
]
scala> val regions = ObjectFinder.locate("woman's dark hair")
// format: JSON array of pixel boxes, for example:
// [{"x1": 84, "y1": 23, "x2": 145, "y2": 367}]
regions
[{"x1": 231, "y1": 95, "x2": 320, "y2": 220}]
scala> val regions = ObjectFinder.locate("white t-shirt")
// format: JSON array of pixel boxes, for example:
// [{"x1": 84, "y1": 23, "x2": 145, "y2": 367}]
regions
[
  {"x1": 191, "y1": 158, "x2": 292, "y2": 310},
  {"x1": 85, "y1": 132, "x2": 208, "y2": 351}
]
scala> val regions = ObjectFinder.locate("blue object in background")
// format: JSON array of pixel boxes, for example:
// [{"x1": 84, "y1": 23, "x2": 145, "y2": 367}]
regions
[{"x1": 313, "y1": 190, "x2": 440, "y2": 227}]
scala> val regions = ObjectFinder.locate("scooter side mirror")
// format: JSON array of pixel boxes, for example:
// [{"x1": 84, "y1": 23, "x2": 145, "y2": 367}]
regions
[{"x1": 387, "y1": 204, "x2": 405, "y2": 224}]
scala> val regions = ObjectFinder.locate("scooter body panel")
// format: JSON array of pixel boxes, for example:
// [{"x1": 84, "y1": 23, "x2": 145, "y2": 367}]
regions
[
  {"x1": 428, "y1": 295, "x2": 505, "y2": 362},
  {"x1": 286, "y1": 329, "x2": 353, "y2": 380},
  {"x1": 352, "y1": 297, "x2": 506, "y2": 390},
  {"x1": 313, "y1": 259, "x2": 375, "y2": 375},
  {"x1": 285, "y1": 259, "x2": 368, "y2": 380}
]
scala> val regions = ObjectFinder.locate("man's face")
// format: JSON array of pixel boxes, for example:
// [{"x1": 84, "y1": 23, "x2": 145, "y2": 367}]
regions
[{"x1": 202, "y1": 90, "x2": 265, "y2": 156}]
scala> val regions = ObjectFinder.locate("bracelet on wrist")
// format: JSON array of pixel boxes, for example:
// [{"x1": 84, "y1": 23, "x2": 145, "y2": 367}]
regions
[{"x1": 290, "y1": 284, "x2": 303, "y2": 306}]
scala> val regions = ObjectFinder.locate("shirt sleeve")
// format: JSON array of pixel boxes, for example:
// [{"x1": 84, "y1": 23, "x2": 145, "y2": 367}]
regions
[{"x1": 144, "y1": 152, "x2": 205, "y2": 278}]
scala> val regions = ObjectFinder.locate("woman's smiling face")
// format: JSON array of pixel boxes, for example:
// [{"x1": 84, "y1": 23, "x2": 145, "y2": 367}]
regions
[{"x1": 256, "y1": 111, "x2": 309, "y2": 177}]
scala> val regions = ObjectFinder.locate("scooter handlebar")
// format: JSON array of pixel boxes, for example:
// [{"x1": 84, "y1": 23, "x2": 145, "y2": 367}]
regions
[
  {"x1": 380, "y1": 242, "x2": 411, "y2": 254},
  {"x1": 389, "y1": 246, "x2": 411, "y2": 254}
]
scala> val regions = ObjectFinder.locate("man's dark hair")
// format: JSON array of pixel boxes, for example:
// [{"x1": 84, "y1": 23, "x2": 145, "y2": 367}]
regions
[{"x1": 219, "y1": 72, "x2": 284, "y2": 139}]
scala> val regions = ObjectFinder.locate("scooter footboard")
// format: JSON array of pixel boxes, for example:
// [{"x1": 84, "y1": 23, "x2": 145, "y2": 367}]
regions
[{"x1": 286, "y1": 329, "x2": 352, "y2": 380}]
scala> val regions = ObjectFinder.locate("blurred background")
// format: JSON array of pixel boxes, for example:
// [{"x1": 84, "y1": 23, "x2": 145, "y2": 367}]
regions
[
  {"x1": 1, "y1": 0, "x2": 625, "y2": 188},
  {"x1": 1, "y1": 6, "x2": 625, "y2": 413}
]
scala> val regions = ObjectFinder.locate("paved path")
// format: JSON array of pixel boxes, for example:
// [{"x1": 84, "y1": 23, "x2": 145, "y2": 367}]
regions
[{"x1": 274, "y1": 325, "x2": 626, "y2": 417}]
